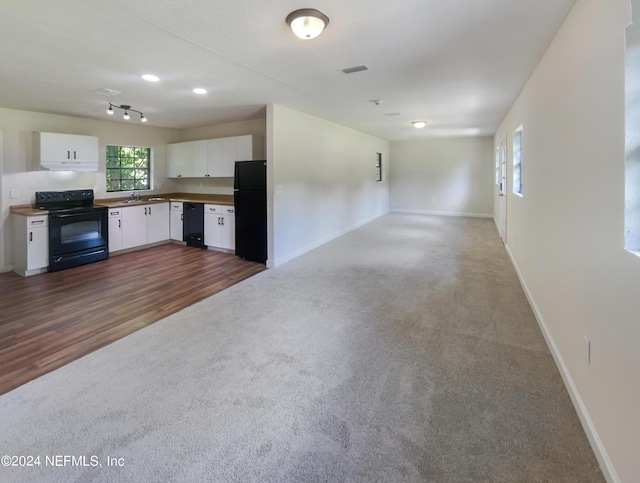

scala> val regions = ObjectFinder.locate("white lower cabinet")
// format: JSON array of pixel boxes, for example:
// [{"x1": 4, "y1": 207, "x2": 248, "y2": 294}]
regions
[
  {"x1": 147, "y1": 203, "x2": 170, "y2": 244},
  {"x1": 121, "y1": 203, "x2": 170, "y2": 250},
  {"x1": 204, "y1": 204, "x2": 235, "y2": 250},
  {"x1": 13, "y1": 214, "x2": 49, "y2": 276},
  {"x1": 108, "y1": 208, "x2": 123, "y2": 252},
  {"x1": 170, "y1": 202, "x2": 183, "y2": 241}
]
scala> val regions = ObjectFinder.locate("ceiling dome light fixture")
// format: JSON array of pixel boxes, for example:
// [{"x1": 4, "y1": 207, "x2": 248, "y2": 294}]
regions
[
  {"x1": 286, "y1": 8, "x2": 330, "y2": 40},
  {"x1": 142, "y1": 74, "x2": 159, "y2": 82},
  {"x1": 107, "y1": 103, "x2": 147, "y2": 122},
  {"x1": 412, "y1": 121, "x2": 427, "y2": 129},
  {"x1": 193, "y1": 88, "x2": 207, "y2": 94}
]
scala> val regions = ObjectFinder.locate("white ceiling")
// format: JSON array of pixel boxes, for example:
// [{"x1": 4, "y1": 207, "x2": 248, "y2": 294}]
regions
[{"x1": 0, "y1": 0, "x2": 576, "y2": 141}]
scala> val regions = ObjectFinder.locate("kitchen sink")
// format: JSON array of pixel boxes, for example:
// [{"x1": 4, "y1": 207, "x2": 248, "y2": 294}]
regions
[
  {"x1": 117, "y1": 199, "x2": 144, "y2": 204},
  {"x1": 146, "y1": 197, "x2": 166, "y2": 201}
]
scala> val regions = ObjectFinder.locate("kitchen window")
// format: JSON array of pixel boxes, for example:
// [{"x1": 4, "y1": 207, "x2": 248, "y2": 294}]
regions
[{"x1": 106, "y1": 146, "x2": 151, "y2": 192}]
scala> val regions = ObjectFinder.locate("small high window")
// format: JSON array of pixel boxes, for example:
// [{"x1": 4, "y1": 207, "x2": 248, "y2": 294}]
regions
[
  {"x1": 625, "y1": 2, "x2": 640, "y2": 255},
  {"x1": 495, "y1": 146, "x2": 500, "y2": 185},
  {"x1": 376, "y1": 153, "x2": 383, "y2": 182},
  {"x1": 106, "y1": 146, "x2": 151, "y2": 192},
  {"x1": 513, "y1": 125, "x2": 523, "y2": 195}
]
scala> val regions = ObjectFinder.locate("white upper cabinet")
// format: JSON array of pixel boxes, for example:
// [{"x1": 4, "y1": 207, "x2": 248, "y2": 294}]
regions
[
  {"x1": 36, "y1": 132, "x2": 99, "y2": 171},
  {"x1": 206, "y1": 137, "x2": 237, "y2": 177},
  {"x1": 167, "y1": 135, "x2": 264, "y2": 179},
  {"x1": 166, "y1": 140, "x2": 207, "y2": 178}
]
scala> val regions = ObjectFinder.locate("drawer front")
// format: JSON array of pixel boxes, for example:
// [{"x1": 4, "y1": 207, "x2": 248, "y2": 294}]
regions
[
  {"x1": 108, "y1": 209, "x2": 122, "y2": 218},
  {"x1": 204, "y1": 204, "x2": 221, "y2": 214},
  {"x1": 222, "y1": 206, "x2": 235, "y2": 215},
  {"x1": 27, "y1": 215, "x2": 48, "y2": 228},
  {"x1": 170, "y1": 202, "x2": 183, "y2": 212}
]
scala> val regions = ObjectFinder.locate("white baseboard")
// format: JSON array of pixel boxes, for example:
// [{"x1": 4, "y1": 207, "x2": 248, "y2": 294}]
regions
[
  {"x1": 1, "y1": 264, "x2": 14, "y2": 273},
  {"x1": 391, "y1": 208, "x2": 494, "y2": 219},
  {"x1": 273, "y1": 211, "x2": 387, "y2": 267},
  {"x1": 504, "y1": 244, "x2": 620, "y2": 483}
]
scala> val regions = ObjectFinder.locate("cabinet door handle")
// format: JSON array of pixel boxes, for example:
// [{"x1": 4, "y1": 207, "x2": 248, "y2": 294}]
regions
[
  {"x1": 221, "y1": 217, "x2": 224, "y2": 226},
  {"x1": 118, "y1": 220, "x2": 121, "y2": 228},
  {"x1": 67, "y1": 150, "x2": 71, "y2": 159},
  {"x1": 73, "y1": 150, "x2": 77, "y2": 159},
  {"x1": 31, "y1": 220, "x2": 45, "y2": 225},
  {"x1": 29, "y1": 232, "x2": 33, "y2": 242},
  {"x1": 145, "y1": 207, "x2": 147, "y2": 215},
  {"x1": 181, "y1": 214, "x2": 183, "y2": 221},
  {"x1": 149, "y1": 206, "x2": 151, "y2": 215}
]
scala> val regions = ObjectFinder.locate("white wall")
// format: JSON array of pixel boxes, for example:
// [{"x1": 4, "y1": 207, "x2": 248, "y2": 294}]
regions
[
  {"x1": 389, "y1": 137, "x2": 494, "y2": 217},
  {"x1": 0, "y1": 107, "x2": 180, "y2": 271},
  {"x1": 494, "y1": 0, "x2": 639, "y2": 481},
  {"x1": 269, "y1": 104, "x2": 389, "y2": 266}
]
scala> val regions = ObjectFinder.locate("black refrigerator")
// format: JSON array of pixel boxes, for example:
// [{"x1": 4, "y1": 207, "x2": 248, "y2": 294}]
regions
[{"x1": 234, "y1": 160, "x2": 267, "y2": 264}]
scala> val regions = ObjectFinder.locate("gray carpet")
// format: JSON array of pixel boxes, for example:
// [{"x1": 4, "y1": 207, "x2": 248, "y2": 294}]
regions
[{"x1": 0, "y1": 213, "x2": 603, "y2": 482}]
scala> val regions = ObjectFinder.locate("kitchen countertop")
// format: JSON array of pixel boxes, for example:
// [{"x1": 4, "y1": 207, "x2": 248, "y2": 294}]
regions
[
  {"x1": 10, "y1": 205, "x2": 49, "y2": 216},
  {"x1": 11, "y1": 192, "x2": 234, "y2": 216},
  {"x1": 96, "y1": 192, "x2": 234, "y2": 208}
]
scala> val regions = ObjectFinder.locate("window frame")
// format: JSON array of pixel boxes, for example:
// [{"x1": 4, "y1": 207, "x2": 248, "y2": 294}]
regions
[
  {"x1": 106, "y1": 145, "x2": 152, "y2": 193},
  {"x1": 512, "y1": 125, "x2": 523, "y2": 196}
]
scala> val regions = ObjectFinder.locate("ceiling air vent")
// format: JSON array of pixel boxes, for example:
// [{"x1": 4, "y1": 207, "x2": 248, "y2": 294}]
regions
[
  {"x1": 92, "y1": 87, "x2": 122, "y2": 97},
  {"x1": 342, "y1": 65, "x2": 368, "y2": 74}
]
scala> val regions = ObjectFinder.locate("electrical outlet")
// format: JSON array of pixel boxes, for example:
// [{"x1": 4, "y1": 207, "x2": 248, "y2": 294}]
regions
[
  {"x1": 10, "y1": 189, "x2": 19, "y2": 199},
  {"x1": 583, "y1": 335, "x2": 591, "y2": 365}
]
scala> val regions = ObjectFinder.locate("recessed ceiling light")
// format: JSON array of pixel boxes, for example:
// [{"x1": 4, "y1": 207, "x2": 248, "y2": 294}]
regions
[
  {"x1": 142, "y1": 74, "x2": 159, "y2": 82},
  {"x1": 193, "y1": 88, "x2": 207, "y2": 94},
  {"x1": 412, "y1": 121, "x2": 427, "y2": 128}
]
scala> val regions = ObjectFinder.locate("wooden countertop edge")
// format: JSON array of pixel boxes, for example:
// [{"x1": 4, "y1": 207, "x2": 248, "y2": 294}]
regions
[
  {"x1": 11, "y1": 193, "x2": 234, "y2": 215},
  {"x1": 10, "y1": 205, "x2": 48, "y2": 216},
  {"x1": 96, "y1": 194, "x2": 234, "y2": 209}
]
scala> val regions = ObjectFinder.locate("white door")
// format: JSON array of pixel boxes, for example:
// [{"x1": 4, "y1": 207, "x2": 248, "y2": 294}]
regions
[
  {"x1": 204, "y1": 212, "x2": 221, "y2": 247},
  {"x1": 219, "y1": 207, "x2": 235, "y2": 250},
  {"x1": 147, "y1": 203, "x2": 170, "y2": 244},
  {"x1": 497, "y1": 137, "x2": 508, "y2": 243},
  {"x1": 108, "y1": 216, "x2": 122, "y2": 252},
  {"x1": 166, "y1": 143, "x2": 182, "y2": 178},
  {"x1": 170, "y1": 204, "x2": 183, "y2": 241},
  {"x1": 121, "y1": 205, "x2": 148, "y2": 249},
  {"x1": 28, "y1": 226, "x2": 49, "y2": 270},
  {"x1": 206, "y1": 138, "x2": 223, "y2": 177}
]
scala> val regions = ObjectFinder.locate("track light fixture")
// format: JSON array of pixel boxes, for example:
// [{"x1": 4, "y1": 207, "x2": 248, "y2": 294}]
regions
[{"x1": 107, "y1": 103, "x2": 147, "y2": 122}]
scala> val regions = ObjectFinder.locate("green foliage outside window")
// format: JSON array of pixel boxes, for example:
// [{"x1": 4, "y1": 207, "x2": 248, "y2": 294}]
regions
[{"x1": 106, "y1": 146, "x2": 151, "y2": 192}]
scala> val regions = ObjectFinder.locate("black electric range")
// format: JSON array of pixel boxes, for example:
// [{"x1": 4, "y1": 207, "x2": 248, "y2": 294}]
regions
[{"x1": 35, "y1": 189, "x2": 109, "y2": 272}]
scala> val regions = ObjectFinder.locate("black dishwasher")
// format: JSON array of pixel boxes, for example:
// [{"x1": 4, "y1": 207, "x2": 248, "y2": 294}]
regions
[{"x1": 183, "y1": 202, "x2": 205, "y2": 248}]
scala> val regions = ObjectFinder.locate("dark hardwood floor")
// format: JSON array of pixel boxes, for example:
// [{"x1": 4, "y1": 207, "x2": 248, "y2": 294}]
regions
[{"x1": 0, "y1": 244, "x2": 265, "y2": 396}]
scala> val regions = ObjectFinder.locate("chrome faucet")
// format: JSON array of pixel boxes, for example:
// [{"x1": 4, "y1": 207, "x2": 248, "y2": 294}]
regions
[{"x1": 130, "y1": 192, "x2": 140, "y2": 201}]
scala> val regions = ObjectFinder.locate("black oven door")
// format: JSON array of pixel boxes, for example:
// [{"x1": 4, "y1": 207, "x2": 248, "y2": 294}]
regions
[{"x1": 48, "y1": 207, "x2": 109, "y2": 271}]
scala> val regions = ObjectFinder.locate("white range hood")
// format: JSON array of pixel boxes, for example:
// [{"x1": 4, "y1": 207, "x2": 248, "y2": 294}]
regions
[{"x1": 35, "y1": 132, "x2": 99, "y2": 172}]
